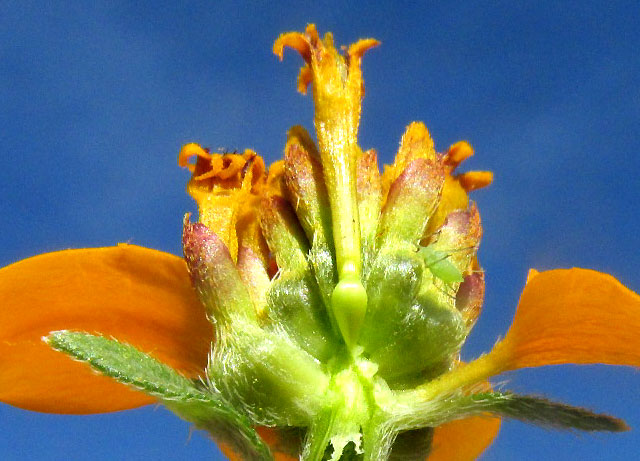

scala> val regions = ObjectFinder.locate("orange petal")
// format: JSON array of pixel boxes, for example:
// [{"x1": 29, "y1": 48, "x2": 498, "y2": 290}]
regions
[
  {"x1": 273, "y1": 30, "x2": 312, "y2": 62},
  {"x1": 492, "y1": 268, "x2": 640, "y2": 370},
  {"x1": 0, "y1": 245, "x2": 212, "y2": 414},
  {"x1": 443, "y1": 141, "x2": 474, "y2": 169},
  {"x1": 256, "y1": 427, "x2": 299, "y2": 461},
  {"x1": 525, "y1": 268, "x2": 539, "y2": 283},
  {"x1": 457, "y1": 171, "x2": 493, "y2": 192},
  {"x1": 428, "y1": 415, "x2": 501, "y2": 461},
  {"x1": 348, "y1": 38, "x2": 381, "y2": 59},
  {"x1": 177, "y1": 142, "x2": 212, "y2": 172},
  {"x1": 218, "y1": 427, "x2": 300, "y2": 461},
  {"x1": 266, "y1": 159, "x2": 287, "y2": 198},
  {"x1": 297, "y1": 64, "x2": 313, "y2": 94}
]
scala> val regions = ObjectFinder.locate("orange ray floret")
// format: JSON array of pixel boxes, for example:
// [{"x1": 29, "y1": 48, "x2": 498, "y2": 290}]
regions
[
  {"x1": 0, "y1": 245, "x2": 211, "y2": 414},
  {"x1": 428, "y1": 415, "x2": 501, "y2": 461},
  {"x1": 493, "y1": 268, "x2": 640, "y2": 370},
  {"x1": 420, "y1": 268, "x2": 640, "y2": 399}
]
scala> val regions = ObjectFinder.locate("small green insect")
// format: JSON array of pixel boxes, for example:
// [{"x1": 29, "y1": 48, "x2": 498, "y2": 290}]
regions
[{"x1": 419, "y1": 246, "x2": 464, "y2": 283}]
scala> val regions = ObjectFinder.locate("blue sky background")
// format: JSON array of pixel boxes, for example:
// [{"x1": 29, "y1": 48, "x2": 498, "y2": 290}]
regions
[{"x1": 1, "y1": 1, "x2": 639, "y2": 459}]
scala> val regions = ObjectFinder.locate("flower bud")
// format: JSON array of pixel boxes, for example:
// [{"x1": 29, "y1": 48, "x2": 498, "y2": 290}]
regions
[
  {"x1": 182, "y1": 217, "x2": 255, "y2": 327},
  {"x1": 424, "y1": 205, "x2": 482, "y2": 278},
  {"x1": 284, "y1": 125, "x2": 331, "y2": 247},
  {"x1": 259, "y1": 195, "x2": 309, "y2": 272},
  {"x1": 359, "y1": 247, "x2": 466, "y2": 385},
  {"x1": 266, "y1": 271, "x2": 338, "y2": 361},
  {"x1": 377, "y1": 158, "x2": 444, "y2": 248},
  {"x1": 284, "y1": 126, "x2": 338, "y2": 312},
  {"x1": 456, "y1": 271, "x2": 485, "y2": 328}
]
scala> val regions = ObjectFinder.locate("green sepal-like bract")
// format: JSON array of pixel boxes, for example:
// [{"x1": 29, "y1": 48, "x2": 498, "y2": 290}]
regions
[
  {"x1": 265, "y1": 270, "x2": 337, "y2": 362},
  {"x1": 389, "y1": 390, "x2": 628, "y2": 434},
  {"x1": 377, "y1": 158, "x2": 444, "y2": 249},
  {"x1": 359, "y1": 246, "x2": 465, "y2": 386},
  {"x1": 45, "y1": 331, "x2": 273, "y2": 461},
  {"x1": 208, "y1": 319, "x2": 330, "y2": 427}
]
